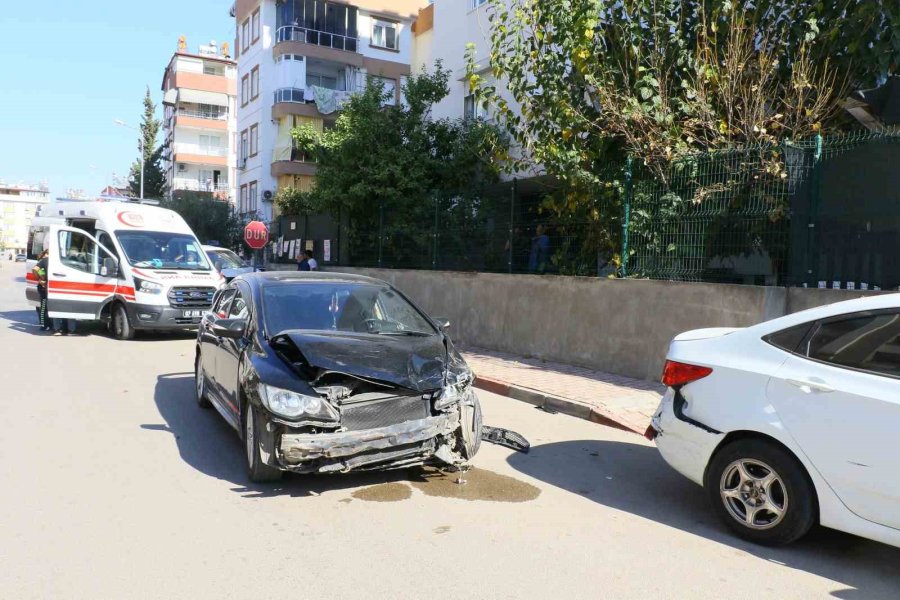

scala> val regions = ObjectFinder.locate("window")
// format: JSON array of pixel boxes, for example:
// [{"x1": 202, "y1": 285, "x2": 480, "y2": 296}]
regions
[
  {"x1": 229, "y1": 289, "x2": 250, "y2": 320},
  {"x1": 371, "y1": 19, "x2": 398, "y2": 50},
  {"x1": 765, "y1": 323, "x2": 814, "y2": 354},
  {"x1": 277, "y1": 1, "x2": 358, "y2": 52},
  {"x1": 249, "y1": 181, "x2": 258, "y2": 212},
  {"x1": 368, "y1": 75, "x2": 396, "y2": 106},
  {"x1": 252, "y1": 9, "x2": 261, "y2": 43},
  {"x1": 306, "y1": 72, "x2": 338, "y2": 90},
  {"x1": 199, "y1": 135, "x2": 221, "y2": 154},
  {"x1": 240, "y1": 129, "x2": 249, "y2": 162},
  {"x1": 213, "y1": 288, "x2": 236, "y2": 318},
  {"x1": 804, "y1": 312, "x2": 900, "y2": 378},
  {"x1": 240, "y1": 185, "x2": 248, "y2": 213},
  {"x1": 471, "y1": 0, "x2": 488, "y2": 9},
  {"x1": 241, "y1": 74, "x2": 249, "y2": 105},
  {"x1": 56, "y1": 230, "x2": 110, "y2": 275},
  {"x1": 249, "y1": 124, "x2": 258, "y2": 157},
  {"x1": 203, "y1": 64, "x2": 216, "y2": 75},
  {"x1": 464, "y1": 94, "x2": 486, "y2": 119},
  {"x1": 242, "y1": 18, "x2": 250, "y2": 51},
  {"x1": 250, "y1": 66, "x2": 260, "y2": 100}
]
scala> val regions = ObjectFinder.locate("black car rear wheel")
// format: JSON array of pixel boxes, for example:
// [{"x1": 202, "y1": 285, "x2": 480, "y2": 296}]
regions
[{"x1": 244, "y1": 403, "x2": 282, "y2": 483}]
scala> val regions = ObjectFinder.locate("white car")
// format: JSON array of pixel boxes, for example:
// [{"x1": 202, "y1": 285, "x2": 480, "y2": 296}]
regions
[{"x1": 648, "y1": 293, "x2": 900, "y2": 548}]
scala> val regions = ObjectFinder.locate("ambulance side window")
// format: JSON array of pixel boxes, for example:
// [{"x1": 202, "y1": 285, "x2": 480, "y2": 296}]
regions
[
  {"x1": 97, "y1": 231, "x2": 119, "y2": 261},
  {"x1": 58, "y1": 230, "x2": 113, "y2": 276},
  {"x1": 28, "y1": 227, "x2": 48, "y2": 260}
]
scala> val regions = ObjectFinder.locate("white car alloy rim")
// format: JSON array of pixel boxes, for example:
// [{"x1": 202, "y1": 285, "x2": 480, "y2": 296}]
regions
[
  {"x1": 719, "y1": 459, "x2": 788, "y2": 530},
  {"x1": 245, "y1": 405, "x2": 255, "y2": 465}
]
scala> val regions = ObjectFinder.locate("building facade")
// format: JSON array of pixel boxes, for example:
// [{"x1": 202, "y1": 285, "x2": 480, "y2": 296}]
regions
[
  {"x1": 0, "y1": 182, "x2": 50, "y2": 255},
  {"x1": 230, "y1": 0, "x2": 426, "y2": 225},
  {"x1": 161, "y1": 41, "x2": 238, "y2": 204}
]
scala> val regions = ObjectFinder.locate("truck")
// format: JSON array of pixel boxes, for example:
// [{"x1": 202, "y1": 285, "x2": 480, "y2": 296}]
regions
[{"x1": 25, "y1": 200, "x2": 224, "y2": 339}]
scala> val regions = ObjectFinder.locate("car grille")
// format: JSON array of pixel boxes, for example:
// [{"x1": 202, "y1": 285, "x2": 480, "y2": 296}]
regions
[
  {"x1": 167, "y1": 286, "x2": 216, "y2": 309},
  {"x1": 341, "y1": 395, "x2": 429, "y2": 431}
]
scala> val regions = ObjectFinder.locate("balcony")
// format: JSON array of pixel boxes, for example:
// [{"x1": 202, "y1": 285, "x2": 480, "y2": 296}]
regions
[
  {"x1": 173, "y1": 180, "x2": 231, "y2": 193},
  {"x1": 276, "y1": 26, "x2": 358, "y2": 53},
  {"x1": 177, "y1": 107, "x2": 227, "y2": 120},
  {"x1": 172, "y1": 142, "x2": 229, "y2": 166}
]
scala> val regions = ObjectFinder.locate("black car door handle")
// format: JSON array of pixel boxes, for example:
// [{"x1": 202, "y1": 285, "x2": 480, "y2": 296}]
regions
[{"x1": 52, "y1": 273, "x2": 66, "y2": 277}]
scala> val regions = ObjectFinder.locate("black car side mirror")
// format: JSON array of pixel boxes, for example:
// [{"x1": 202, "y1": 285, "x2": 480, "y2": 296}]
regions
[
  {"x1": 432, "y1": 316, "x2": 451, "y2": 331},
  {"x1": 212, "y1": 318, "x2": 246, "y2": 339}
]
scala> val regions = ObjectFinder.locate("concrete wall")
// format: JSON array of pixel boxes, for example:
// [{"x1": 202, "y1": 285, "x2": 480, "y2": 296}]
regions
[{"x1": 273, "y1": 265, "x2": 885, "y2": 380}]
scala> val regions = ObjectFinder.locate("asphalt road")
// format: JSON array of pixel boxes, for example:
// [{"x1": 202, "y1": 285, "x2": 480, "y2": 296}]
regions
[{"x1": 1, "y1": 269, "x2": 898, "y2": 599}]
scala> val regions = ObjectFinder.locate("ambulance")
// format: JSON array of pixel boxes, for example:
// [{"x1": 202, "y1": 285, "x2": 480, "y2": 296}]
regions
[{"x1": 25, "y1": 200, "x2": 224, "y2": 339}]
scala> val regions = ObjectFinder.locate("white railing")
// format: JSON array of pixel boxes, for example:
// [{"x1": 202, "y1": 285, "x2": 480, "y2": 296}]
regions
[
  {"x1": 276, "y1": 25, "x2": 358, "y2": 52},
  {"x1": 173, "y1": 143, "x2": 228, "y2": 157},
  {"x1": 177, "y1": 108, "x2": 228, "y2": 121},
  {"x1": 173, "y1": 180, "x2": 231, "y2": 192}
]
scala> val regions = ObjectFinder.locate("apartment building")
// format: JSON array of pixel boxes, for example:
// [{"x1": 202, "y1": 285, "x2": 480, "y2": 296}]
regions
[
  {"x1": 230, "y1": 0, "x2": 427, "y2": 224},
  {"x1": 0, "y1": 181, "x2": 50, "y2": 255},
  {"x1": 161, "y1": 40, "x2": 238, "y2": 204}
]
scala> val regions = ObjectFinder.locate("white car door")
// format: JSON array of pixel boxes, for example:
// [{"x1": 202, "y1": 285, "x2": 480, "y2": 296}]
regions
[
  {"x1": 767, "y1": 310, "x2": 900, "y2": 530},
  {"x1": 47, "y1": 225, "x2": 120, "y2": 320}
]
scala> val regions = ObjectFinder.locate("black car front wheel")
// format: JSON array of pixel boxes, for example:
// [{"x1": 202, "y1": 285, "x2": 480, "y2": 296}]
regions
[
  {"x1": 244, "y1": 403, "x2": 282, "y2": 483},
  {"x1": 705, "y1": 438, "x2": 816, "y2": 546},
  {"x1": 195, "y1": 353, "x2": 211, "y2": 409}
]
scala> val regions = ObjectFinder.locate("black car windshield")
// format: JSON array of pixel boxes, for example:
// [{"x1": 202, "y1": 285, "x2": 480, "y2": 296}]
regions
[
  {"x1": 207, "y1": 249, "x2": 244, "y2": 269},
  {"x1": 115, "y1": 231, "x2": 211, "y2": 270},
  {"x1": 263, "y1": 282, "x2": 437, "y2": 336}
]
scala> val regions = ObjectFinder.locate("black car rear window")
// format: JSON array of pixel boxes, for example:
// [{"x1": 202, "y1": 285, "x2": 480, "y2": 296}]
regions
[
  {"x1": 262, "y1": 282, "x2": 436, "y2": 336},
  {"x1": 764, "y1": 322, "x2": 814, "y2": 353}
]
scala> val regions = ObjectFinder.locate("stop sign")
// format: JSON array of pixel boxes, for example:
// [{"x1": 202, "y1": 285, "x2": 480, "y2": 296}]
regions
[{"x1": 244, "y1": 220, "x2": 269, "y2": 250}]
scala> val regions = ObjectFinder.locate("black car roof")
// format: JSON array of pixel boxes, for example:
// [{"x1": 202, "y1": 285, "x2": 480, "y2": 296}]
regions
[{"x1": 233, "y1": 270, "x2": 388, "y2": 290}]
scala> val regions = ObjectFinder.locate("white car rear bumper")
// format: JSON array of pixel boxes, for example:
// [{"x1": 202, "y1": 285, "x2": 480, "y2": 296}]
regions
[{"x1": 651, "y1": 389, "x2": 725, "y2": 486}]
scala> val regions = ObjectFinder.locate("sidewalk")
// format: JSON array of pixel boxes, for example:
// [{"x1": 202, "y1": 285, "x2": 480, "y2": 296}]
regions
[{"x1": 462, "y1": 347, "x2": 664, "y2": 435}]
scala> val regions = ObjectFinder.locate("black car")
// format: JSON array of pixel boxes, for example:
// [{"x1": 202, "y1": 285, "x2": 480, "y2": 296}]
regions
[{"x1": 195, "y1": 272, "x2": 482, "y2": 482}]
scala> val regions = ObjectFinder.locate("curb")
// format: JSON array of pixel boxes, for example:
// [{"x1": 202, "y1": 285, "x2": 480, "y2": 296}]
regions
[{"x1": 473, "y1": 375, "x2": 646, "y2": 436}]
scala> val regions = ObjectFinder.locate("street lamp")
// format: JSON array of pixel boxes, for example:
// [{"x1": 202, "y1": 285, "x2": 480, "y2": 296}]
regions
[{"x1": 114, "y1": 119, "x2": 144, "y2": 199}]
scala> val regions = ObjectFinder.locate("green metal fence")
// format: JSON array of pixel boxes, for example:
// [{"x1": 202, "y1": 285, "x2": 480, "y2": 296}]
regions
[{"x1": 274, "y1": 131, "x2": 900, "y2": 289}]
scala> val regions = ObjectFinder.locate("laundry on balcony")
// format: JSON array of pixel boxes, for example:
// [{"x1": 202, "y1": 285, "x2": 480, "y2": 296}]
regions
[{"x1": 312, "y1": 86, "x2": 338, "y2": 114}]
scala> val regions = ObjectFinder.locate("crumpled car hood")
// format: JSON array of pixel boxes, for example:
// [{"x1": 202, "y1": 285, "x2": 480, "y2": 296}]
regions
[{"x1": 274, "y1": 330, "x2": 461, "y2": 392}]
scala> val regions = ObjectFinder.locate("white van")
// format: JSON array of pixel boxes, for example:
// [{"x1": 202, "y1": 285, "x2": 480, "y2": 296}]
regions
[{"x1": 25, "y1": 200, "x2": 224, "y2": 339}]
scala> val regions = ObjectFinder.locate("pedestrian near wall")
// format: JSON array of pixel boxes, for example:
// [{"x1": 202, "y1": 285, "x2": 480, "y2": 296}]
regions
[{"x1": 305, "y1": 250, "x2": 318, "y2": 271}]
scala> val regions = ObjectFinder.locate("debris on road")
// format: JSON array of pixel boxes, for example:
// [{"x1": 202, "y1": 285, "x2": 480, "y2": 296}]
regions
[{"x1": 481, "y1": 426, "x2": 530, "y2": 454}]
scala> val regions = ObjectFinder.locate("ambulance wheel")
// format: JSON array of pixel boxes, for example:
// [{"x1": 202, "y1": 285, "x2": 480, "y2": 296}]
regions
[{"x1": 112, "y1": 303, "x2": 135, "y2": 340}]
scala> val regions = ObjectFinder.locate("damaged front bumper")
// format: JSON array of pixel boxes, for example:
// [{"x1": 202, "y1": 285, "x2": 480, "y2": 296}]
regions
[{"x1": 276, "y1": 412, "x2": 461, "y2": 474}]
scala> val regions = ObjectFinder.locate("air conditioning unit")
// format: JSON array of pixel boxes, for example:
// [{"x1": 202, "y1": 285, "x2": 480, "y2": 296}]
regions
[
  {"x1": 177, "y1": 163, "x2": 187, "y2": 172},
  {"x1": 262, "y1": 190, "x2": 273, "y2": 201}
]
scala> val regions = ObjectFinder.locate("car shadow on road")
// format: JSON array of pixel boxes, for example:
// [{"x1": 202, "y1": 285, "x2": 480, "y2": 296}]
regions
[
  {"x1": 150, "y1": 373, "x2": 425, "y2": 498},
  {"x1": 507, "y1": 439, "x2": 900, "y2": 599}
]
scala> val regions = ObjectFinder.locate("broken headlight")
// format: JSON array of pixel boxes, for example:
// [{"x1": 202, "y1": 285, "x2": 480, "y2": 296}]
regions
[
  {"x1": 435, "y1": 374, "x2": 473, "y2": 410},
  {"x1": 257, "y1": 384, "x2": 339, "y2": 421}
]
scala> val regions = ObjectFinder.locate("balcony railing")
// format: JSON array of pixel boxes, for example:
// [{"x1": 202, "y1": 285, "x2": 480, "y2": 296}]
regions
[
  {"x1": 173, "y1": 143, "x2": 228, "y2": 157},
  {"x1": 177, "y1": 108, "x2": 228, "y2": 121},
  {"x1": 276, "y1": 25, "x2": 358, "y2": 52},
  {"x1": 173, "y1": 180, "x2": 231, "y2": 193}
]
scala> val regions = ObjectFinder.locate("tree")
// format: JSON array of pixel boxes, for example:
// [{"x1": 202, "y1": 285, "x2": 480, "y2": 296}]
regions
[
  {"x1": 286, "y1": 63, "x2": 510, "y2": 265},
  {"x1": 128, "y1": 87, "x2": 167, "y2": 199},
  {"x1": 163, "y1": 192, "x2": 245, "y2": 250},
  {"x1": 471, "y1": 0, "x2": 899, "y2": 184}
]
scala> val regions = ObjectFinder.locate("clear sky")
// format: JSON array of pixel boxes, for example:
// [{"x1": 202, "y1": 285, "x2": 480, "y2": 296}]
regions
[{"x1": 0, "y1": 1, "x2": 233, "y2": 198}]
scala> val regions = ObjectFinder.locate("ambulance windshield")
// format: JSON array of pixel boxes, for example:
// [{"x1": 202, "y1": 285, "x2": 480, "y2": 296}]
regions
[{"x1": 115, "y1": 230, "x2": 212, "y2": 271}]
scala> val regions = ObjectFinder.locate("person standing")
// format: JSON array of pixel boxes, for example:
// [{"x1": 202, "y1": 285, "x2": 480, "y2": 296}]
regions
[
  {"x1": 33, "y1": 250, "x2": 52, "y2": 332},
  {"x1": 528, "y1": 224, "x2": 550, "y2": 273},
  {"x1": 297, "y1": 251, "x2": 310, "y2": 271},
  {"x1": 305, "y1": 250, "x2": 318, "y2": 271},
  {"x1": 32, "y1": 250, "x2": 70, "y2": 335}
]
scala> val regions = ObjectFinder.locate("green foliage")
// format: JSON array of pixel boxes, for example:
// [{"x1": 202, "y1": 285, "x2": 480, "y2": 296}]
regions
[
  {"x1": 275, "y1": 186, "x2": 314, "y2": 216},
  {"x1": 291, "y1": 63, "x2": 510, "y2": 263},
  {"x1": 163, "y1": 192, "x2": 245, "y2": 250},
  {"x1": 128, "y1": 87, "x2": 167, "y2": 199},
  {"x1": 472, "y1": 0, "x2": 898, "y2": 182}
]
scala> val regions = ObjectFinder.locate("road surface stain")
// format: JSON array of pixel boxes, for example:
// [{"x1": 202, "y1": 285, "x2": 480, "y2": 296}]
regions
[
  {"x1": 433, "y1": 526, "x2": 451, "y2": 534},
  {"x1": 410, "y1": 467, "x2": 540, "y2": 502},
  {"x1": 351, "y1": 482, "x2": 413, "y2": 502}
]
